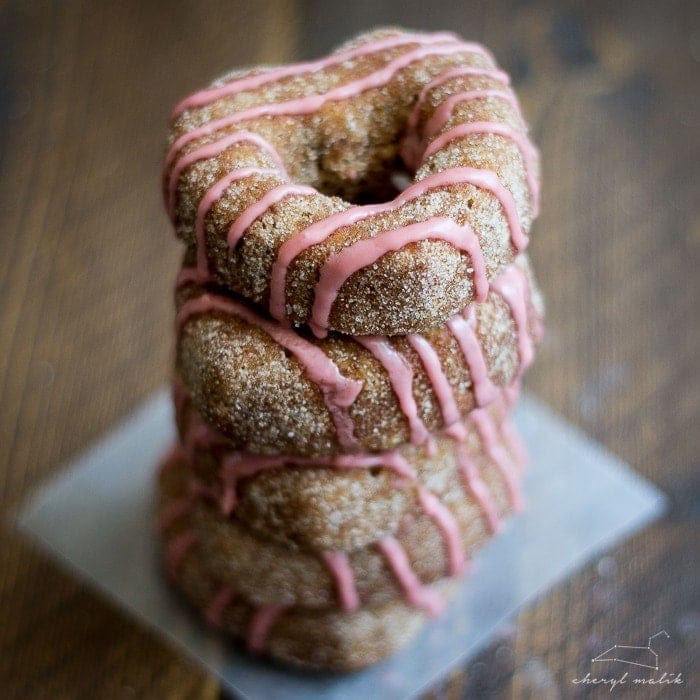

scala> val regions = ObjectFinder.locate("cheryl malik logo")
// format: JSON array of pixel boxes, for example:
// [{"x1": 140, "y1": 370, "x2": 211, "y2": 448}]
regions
[{"x1": 572, "y1": 630, "x2": 685, "y2": 691}]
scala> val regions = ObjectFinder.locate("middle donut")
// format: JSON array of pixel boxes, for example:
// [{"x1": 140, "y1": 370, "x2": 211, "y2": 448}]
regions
[{"x1": 175, "y1": 255, "x2": 542, "y2": 457}]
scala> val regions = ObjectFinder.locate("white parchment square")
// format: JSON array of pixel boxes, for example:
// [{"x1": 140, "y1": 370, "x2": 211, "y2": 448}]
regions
[{"x1": 17, "y1": 390, "x2": 665, "y2": 699}]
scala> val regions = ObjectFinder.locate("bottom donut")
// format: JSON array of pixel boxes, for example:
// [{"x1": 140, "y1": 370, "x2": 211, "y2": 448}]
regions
[{"x1": 165, "y1": 533, "x2": 459, "y2": 671}]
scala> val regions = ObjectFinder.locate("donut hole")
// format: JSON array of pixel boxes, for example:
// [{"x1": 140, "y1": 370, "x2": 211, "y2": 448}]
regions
[
  {"x1": 369, "y1": 467, "x2": 382, "y2": 477},
  {"x1": 312, "y1": 157, "x2": 411, "y2": 206}
]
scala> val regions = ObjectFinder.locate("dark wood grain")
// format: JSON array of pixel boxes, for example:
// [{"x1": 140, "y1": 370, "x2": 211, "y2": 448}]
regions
[{"x1": 1, "y1": 0, "x2": 697, "y2": 697}]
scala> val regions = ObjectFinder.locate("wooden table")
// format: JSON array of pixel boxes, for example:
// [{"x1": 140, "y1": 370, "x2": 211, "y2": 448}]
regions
[{"x1": 1, "y1": 1, "x2": 697, "y2": 696}]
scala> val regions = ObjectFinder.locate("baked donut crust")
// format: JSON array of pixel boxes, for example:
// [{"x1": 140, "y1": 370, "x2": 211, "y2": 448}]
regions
[
  {"x1": 164, "y1": 28, "x2": 540, "y2": 335},
  {"x1": 157, "y1": 414, "x2": 519, "y2": 610},
  {"x1": 175, "y1": 255, "x2": 542, "y2": 456},
  {"x1": 164, "y1": 534, "x2": 458, "y2": 671},
  {"x1": 175, "y1": 396, "x2": 523, "y2": 553}
]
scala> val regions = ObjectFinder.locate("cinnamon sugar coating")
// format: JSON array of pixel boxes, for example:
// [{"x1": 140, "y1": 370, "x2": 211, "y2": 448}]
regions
[
  {"x1": 164, "y1": 28, "x2": 540, "y2": 335},
  {"x1": 180, "y1": 400, "x2": 516, "y2": 553},
  {"x1": 167, "y1": 537, "x2": 457, "y2": 671},
  {"x1": 157, "y1": 425, "x2": 515, "y2": 609},
  {"x1": 175, "y1": 256, "x2": 542, "y2": 456}
]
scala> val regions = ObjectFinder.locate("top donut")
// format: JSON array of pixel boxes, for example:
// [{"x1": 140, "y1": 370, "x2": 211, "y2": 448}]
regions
[{"x1": 164, "y1": 28, "x2": 540, "y2": 336}]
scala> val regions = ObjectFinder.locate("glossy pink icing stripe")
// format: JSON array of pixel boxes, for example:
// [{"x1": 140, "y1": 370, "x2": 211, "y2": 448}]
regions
[
  {"x1": 407, "y1": 332, "x2": 461, "y2": 427},
  {"x1": 310, "y1": 216, "x2": 488, "y2": 337},
  {"x1": 217, "y1": 449, "x2": 416, "y2": 515},
  {"x1": 332, "y1": 452, "x2": 415, "y2": 480},
  {"x1": 175, "y1": 266, "x2": 207, "y2": 289},
  {"x1": 322, "y1": 551, "x2": 360, "y2": 611},
  {"x1": 423, "y1": 89, "x2": 525, "y2": 141},
  {"x1": 166, "y1": 530, "x2": 198, "y2": 579},
  {"x1": 218, "y1": 453, "x2": 288, "y2": 515},
  {"x1": 172, "y1": 31, "x2": 464, "y2": 115},
  {"x1": 425, "y1": 436, "x2": 438, "y2": 458},
  {"x1": 446, "y1": 306, "x2": 499, "y2": 408},
  {"x1": 490, "y1": 264, "x2": 534, "y2": 372},
  {"x1": 227, "y1": 183, "x2": 317, "y2": 249},
  {"x1": 403, "y1": 65, "x2": 511, "y2": 163},
  {"x1": 355, "y1": 336, "x2": 429, "y2": 445},
  {"x1": 501, "y1": 416, "x2": 529, "y2": 473},
  {"x1": 416, "y1": 487, "x2": 466, "y2": 575},
  {"x1": 205, "y1": 585, "x2": 235, "y2": 628},
  {"x1": 269, "y1": 167, "x2": 506, "y2": 322},
  {"x1": 176, "y1": 293, "x2": 362, "y2": 448},
  {"x1": 194, "y1": 167, "x2": 279, "y2": 275},
  {"x1": 165, "y1": 41, "x2": 493, "y2": 172},
  {"x1": 247, "y1": 604, "x2": 285, "y2": 652},
  {"x1": 183, "y1": 412, "x2": 229, "y2": 462},
  {"x1": 455, "y1": 442, "x2": 501, "y2": 533},
  {"x1": 470, "y1": 408, "x2": 523, "y2": 511},
  {"x1": 422, "y1": 121, "x2": 539, "y2": 222},
  {"x1": 377, "y1": 537, "x2": 444, "y2": 616},
  {"x1": 166, "y1": 130, "x2": 287, "y2": 217}
]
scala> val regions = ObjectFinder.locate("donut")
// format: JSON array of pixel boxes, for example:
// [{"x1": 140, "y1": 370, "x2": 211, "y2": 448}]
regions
[
  {"x1": 175, "y1": 255, "x2": 543, "y2": 456},
  {"x1": 157, "y1": 410, "x2": 520, "y2": 611},
  {"x1": 175, "y1": 393, "x2": 524, "y2": 553},
  {"x1": 164, "y1": 27, "x2": 540, "y2": 335},
  {"x1": 164, "y1": 527, "x2": 458, "y2": 670}
]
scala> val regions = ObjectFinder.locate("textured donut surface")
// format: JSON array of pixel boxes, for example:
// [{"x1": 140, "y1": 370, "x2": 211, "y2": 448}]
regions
[
  {"x1": 163, "y1": 528, "x2": 457, "y2": 670},
  {"x1": 175, "y1": 255, "x2": 542, "y2": 456},
  {"x1": 157, "y1": 410, "x2": 520, "y2": 610},
  {"x1": 164, "y1": 27, "x2": 540, "y2": 335},
  {"x1": 176, "y1": 395, "x2": 523, "y2": 553}
]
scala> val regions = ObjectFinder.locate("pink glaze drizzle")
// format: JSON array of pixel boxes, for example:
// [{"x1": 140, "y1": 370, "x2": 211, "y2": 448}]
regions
[
  {"x1": 172, "y1": 31, "x2": 465, "y2": 116},
  {"x1": 400, "y1": 300, "x2": 523, "y2": 526},
  {"x1": 166, "y1": 530, "x2": 198, "y2": 578},
  {"x1": 194, "y1": 167, "x2": 279, "y2": 275},
  {"x1": 455, "y1": 442, "x2": 501, "y2": 533},
  {"x1": 269, "y1": 166, "x2": 523, "y2": 324},
  {"x1": 501, "y1": 415, "x2": 529, "y2": 473},
  {"x1": 402, "y1": 65, "x2": 511, "y2": 163},
  {"x1": 406, "y1": 332, "x2": 461, "y2": 427},
  {"x1": 322, "y1": 551, "x2": 360, "y2": 611},
  {"x1": 416, "y1": 486, "x2": 466, "y2": 575},
  {"x1": 490, "y1": 264, "x2": 534, "y2": 372},
  {"x1": 176, "y1": 293, "x2": 362, "y2": 448},
  {"x1": 423, "y1": 89, "x2": 525, "y2": 141},
  {"x1": 355, "y1": 336, "x2": 429, "y2": 445},
  {"x1": 183, "y1": 411, "x2": 229, "y2": 462},
  {"x1": 421, "y1": 122, "x2": 539, "y2": 219},
  {"x1": 175, "y1": 266, "x2": 207, "y2": 289},
  {"x1": 166, "y1": 130, "x2": 287, "y2": 217},
  {"x1": 227, "y1": 183, "x2": 317, "y2": 248},
  {"x1": 470, "y1": 408, "x2": 523, "y2": 511},
  {"x1": 309, "y1": 216, "x2": 488, "y2": 337},
  {"x1": 165, "y1": 39, "x2": 493, "y2": 172},
  {"x1": 377, "y1": 537, "x2": 444, "y2": 615},
  {"x1": 503, "y1": 380, "x2": 521, "y2": 408},
  {"x1": 331, "y1": 452, "x2": 415, "y2": 480},
  {"x1": 217, "y1": 449, "x2": 416, "y2": 515},
  {"x1": 205, "y1": 585, "x2": 235, "y2": 628},
  {"x1": 247, "y1": 604, "x2": 285, "y2": 652},
  {"x1": 446, "y1": 306, "x2": 499, "y2": 407}
]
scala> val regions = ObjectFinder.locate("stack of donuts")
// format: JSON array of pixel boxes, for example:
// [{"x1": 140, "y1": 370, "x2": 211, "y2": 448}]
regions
[{"x1": 157, "y1": 27, "x2": 544, "y2": 670}]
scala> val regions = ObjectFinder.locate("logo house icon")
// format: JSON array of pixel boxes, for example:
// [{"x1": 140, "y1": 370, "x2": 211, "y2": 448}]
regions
[{"x1": 591, "y1": 631, "x2": 670, "y2": 671}]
